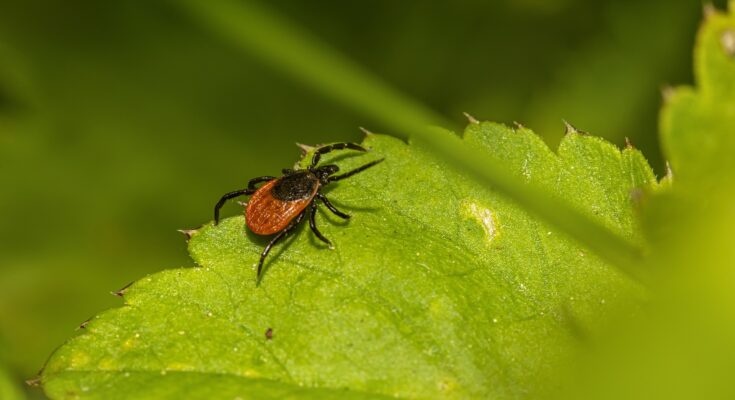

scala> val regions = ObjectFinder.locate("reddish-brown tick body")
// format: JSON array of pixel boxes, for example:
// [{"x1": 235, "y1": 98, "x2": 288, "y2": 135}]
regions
[
  {"x1": 213, "y1": 142, "x2": 383, "y2": 282},
  {"x1": 246, "y1": 172, "x2": 319, "y2": 235}
]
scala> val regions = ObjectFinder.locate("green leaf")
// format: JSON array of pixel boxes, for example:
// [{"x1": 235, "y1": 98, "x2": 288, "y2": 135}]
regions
[
  {"x1": 651, "y1": 2, "x2": 735, "y2": 274},
  {"x1": 42, "y1": 125, "x2": 655, "y2": 399},
  {"x1": 660, "y1": 2, "x2": 735, "y2": 183},
  {"x1": 555, "y1": 4, "x2": 735, "y2": 399}
]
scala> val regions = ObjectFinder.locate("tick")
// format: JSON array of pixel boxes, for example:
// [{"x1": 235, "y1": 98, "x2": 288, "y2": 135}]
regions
[{"x1": 214, "y1": 142, "x2": 383, "y2": 280}]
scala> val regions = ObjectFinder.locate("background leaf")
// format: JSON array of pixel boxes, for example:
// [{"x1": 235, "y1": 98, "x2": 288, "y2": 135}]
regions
[
  {"x1": 0, "y1": 364, "x2": 25, "y2": 400},
  {"x1": 42, "y1": 126, "x2": 655, "y2": 399},
  {"x1": 554, "y1": 4, "x2": 735, "y2": 399}
]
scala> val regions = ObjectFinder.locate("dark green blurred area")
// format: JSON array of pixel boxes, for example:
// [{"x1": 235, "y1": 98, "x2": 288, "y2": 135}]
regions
[{"x1": 0, "y1": 0, "x2": 714, "y2": 396}]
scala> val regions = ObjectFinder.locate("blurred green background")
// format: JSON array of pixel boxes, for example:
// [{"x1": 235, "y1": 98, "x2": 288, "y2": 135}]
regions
[{"x1": 0, "y1": 0, "x2": 716, "y2": 397}]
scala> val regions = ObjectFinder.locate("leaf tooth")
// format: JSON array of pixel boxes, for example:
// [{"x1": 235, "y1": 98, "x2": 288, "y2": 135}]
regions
[
  {"x1": 562, "y1": 119, "x2": 588, "y2": 136},
  {"x1": 76, "y1": 316, "x2": 94, "y2": 330},
  {"x1": 295, "y1": 142, "x2": 316, "y2": 156},
  {"x1": 358, "y1": 126, "x2": 375, "y2": 137},
  {"x1": 462, "y1": 112, "x2": 480, "y2": 125},
  {"x1": 512, "y1": 121, "x2": 526, "y2": 130},
  {"x1": 625, "y1": 137, "x2": 635, "y2": 149},
  {"x1": 177, "y1": 226, "x2": 202, "y2": 241},
  {"x1": 111, "y1": 281, "x2": 134, "y2": 297}
]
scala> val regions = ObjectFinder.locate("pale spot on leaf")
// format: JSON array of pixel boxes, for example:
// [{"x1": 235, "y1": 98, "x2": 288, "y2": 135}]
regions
[{"x1": 462, "y1": 200, "x2": 498, "y2": 244}]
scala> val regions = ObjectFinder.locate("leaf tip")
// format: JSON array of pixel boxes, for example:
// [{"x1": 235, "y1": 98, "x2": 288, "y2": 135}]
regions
[
  {"x1": 624, "y1": 137, "x2": 635, "y2": 149},
  {"x1": 358, "y1": 126, "x2": 375, "y2": 137},
  {"x1": 512, "y1": 121, "x2": 526, "y2": 130},
  {"x1": 296, "y1": 142, "x2": 316, "y2": 156},
  {"x1": 462, "y1": 112, "x2": 480, "y2": 125},
  {"x1": 177, "y1": 226, "x2": 202, "y2": 241},
  {"x1": 562, "y1": 119, "x2": 588, "y2": 136}
]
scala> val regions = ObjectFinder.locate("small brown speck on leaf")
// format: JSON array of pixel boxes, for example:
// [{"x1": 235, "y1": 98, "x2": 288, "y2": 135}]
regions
[{"x1": 265, "y1": 328, "x2": 273, "y2": 340}]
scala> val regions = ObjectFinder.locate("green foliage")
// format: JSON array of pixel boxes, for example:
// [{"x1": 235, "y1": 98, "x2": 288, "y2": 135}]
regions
[
  {"x1": 661, "y1": 3, "x2": 735, "y2": 182},
  {"x1": 41, "y1": 127, "x2": 655, "y2": 399},
  {"x1": 555, "y1": 4, "x2": 735, "y2": 399},
  {"x1": 15, "y1": 0, "x2": 735, "y2": 399},
  {"x1": 0, "y1": 0, "x2": 702, "y2": 384},
  {"x1": 648, "y1": 1, "x2": 735, "y2": 317}
]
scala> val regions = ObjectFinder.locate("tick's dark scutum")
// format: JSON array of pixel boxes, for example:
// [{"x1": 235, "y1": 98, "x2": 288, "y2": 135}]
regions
[{"x1": 272, "y1": 171, "x2": 320, "y2": 201}]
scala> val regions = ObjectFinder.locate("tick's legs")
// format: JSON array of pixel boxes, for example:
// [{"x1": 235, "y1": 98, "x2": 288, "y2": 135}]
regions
[
  {"x1": 248, "y1": 176, "x2": 276, "y2": 190},
  {"x1": 257, "y1": 212, "x2": 305, "y2": 281},
  {"x1": 309, "y1": 201, "x2": 333, "y2": 247},
  {"x1": 214, "y1": 189, "x2": 253, "y2": 225},
  {"x1": 213, "y1": 176, "x2": 275, "y2": 225},
  {"x1": 316, "y1": 193, "x2": 350, "y2": 219},
  {"x1": 311, "y1": 142, "x2": 366, "y2": 167},
  {"x1": 328, "y1": 158, "x2": 384, "y2": 182}
]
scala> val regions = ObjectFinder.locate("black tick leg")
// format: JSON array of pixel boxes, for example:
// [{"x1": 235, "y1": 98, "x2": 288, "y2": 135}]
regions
[
  {"x1": 328, "y1": 158, "x2": 384, "y2": 182},
  {"x1": 257, "y1": 212, "x2": 305, "y2": 281},
  {"x1": 316, "y1": 193, "x2": 350, "y2": 219},
  {"x1": 311, "y1": 143, "x2": 366, "y2": 167},
  {"x1": 248, "y1": 176, "x2": 276, "y2": 190},
  {"x1": 214, "y1": 189, "x2": 253, "y2": 225},
  {"x1": 309, "y1": 201, "x2": 333, "y2": 247}
]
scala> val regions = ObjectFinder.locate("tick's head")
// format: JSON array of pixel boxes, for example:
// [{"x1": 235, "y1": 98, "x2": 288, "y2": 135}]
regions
[{"x1": 311, "y1": 164, "x2": 339, "y2": 184}]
